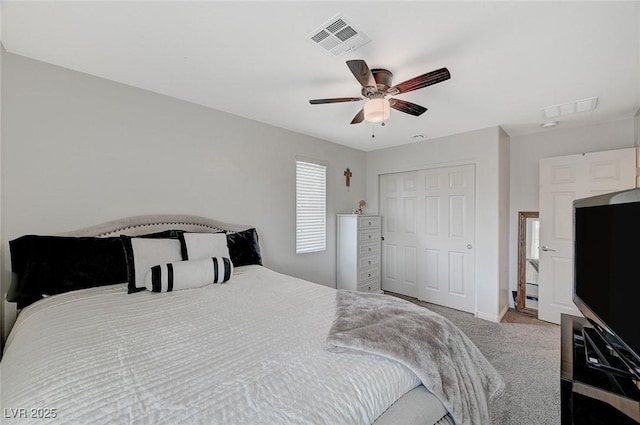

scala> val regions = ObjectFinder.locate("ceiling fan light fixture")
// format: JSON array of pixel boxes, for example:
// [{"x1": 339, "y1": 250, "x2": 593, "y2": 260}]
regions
[{"x1": 364, "y1": 98, "x2": 390, "y2": 123}]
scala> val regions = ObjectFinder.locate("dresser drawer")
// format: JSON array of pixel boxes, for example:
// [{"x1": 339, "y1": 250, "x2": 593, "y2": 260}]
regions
[
  {"x1": 358, "y1": 280, "x2": 381, "y2": 293},
  {"x1": 359, "y1": 255, "x2": 379, "y2": 269},
  {"x1": 359, "y1": 243, "x2": 380, "y2": 256},
  {"x1": 359, "y1": 268, "x2": 379, "y2": 282},
  {"x1": 358, "y1": 217, "x2": 381, "y2": 230},
  {"x1": 359, "y1": 229, "x2": 380, "y2": 243}
]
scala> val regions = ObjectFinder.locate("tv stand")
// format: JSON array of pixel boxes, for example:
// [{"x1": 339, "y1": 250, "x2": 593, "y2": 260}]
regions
[
  {"x1": 582, "y1": 327, "x2": 638, "y2": 380},
  {"x1": 561, "y1": 314, "x2": 640, "y2": 424}
]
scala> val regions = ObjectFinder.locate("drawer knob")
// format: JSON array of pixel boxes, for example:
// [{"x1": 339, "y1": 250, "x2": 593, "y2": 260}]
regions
[
  {"x1": 368, "y1": 248, "x2": 371, "y2": 252},
  {"x1": 368, "y1": 286, "x2": 371, "y2": 290},
  {"x1": 368, "y1": 235, "x2": 371, "y2": 239},
  {"x1": 368, "y1": 221, "x2": 371, "y2": 225},
  {"x1": 368, "y1": 260, "x2": 371, "y2": 264},
  {"x1": 368, "y1": 273, "x2": 371, "y2": 277}
]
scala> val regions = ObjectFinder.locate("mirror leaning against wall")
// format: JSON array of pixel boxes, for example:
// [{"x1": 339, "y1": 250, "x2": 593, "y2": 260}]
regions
[{"x1": 516, "y1": 211, "x2": 540, "y2": 315}]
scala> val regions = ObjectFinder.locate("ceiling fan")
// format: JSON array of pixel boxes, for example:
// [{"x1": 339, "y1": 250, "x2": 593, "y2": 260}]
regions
[{"x1": 309, "y1": 59, "x2": 450, "y2": 124}]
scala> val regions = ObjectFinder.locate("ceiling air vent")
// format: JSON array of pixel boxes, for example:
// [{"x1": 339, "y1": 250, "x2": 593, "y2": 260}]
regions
[
  {"x1": 541, "y1": 97, "x2": 598, "y2": 119},
  {"x1": 306, "y1": 13, "x2": 371, "y2": 57}
]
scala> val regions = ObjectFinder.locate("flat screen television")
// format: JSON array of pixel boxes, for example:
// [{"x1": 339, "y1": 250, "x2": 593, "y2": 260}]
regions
[{"x1": 573, "y1": 187, "x2": 640, "y2": 380}]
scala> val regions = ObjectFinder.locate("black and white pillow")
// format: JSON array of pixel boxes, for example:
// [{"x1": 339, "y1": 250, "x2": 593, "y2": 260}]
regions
[
  {"x1": 122, "y1": 237, "x2": 183, "y2": 293},
  {"x1": 180, "y1": 233, "x2": 230, "y2": 260},
  {"x1": 145, "y1": 257, "x2": 233, "y2": 292}
]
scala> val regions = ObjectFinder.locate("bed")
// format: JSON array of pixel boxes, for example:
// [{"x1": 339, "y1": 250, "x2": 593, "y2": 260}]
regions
[{"x1": 1, "y1": 215, "x2": 499, "y2": 425}]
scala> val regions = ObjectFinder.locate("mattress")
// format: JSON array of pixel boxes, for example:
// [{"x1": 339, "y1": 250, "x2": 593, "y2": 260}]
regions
[{"x1": 1, "y1": 266, "x2": 449, "y2": 424}]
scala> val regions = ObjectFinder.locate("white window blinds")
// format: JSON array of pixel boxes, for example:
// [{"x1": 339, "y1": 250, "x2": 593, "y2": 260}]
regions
[{"x1": 296, "y1": 160, "x2": 327, "y2": 254}]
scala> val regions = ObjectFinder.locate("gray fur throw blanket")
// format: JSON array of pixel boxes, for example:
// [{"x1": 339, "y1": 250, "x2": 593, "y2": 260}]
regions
[{"x1": 326, "y1": 290, "x2": 505, "y2": 425}]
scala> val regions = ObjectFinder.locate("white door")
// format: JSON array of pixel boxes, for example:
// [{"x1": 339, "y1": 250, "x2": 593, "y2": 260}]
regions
[
  {"x1": 538, "y1": 147, "x2": 636, "y2": 324},
  {"x1": 380, "y1": 164, "x2": 476, "y2": 313},
  {"x1": 380, "y1": 170, "x2": 420, "y2": 297}
]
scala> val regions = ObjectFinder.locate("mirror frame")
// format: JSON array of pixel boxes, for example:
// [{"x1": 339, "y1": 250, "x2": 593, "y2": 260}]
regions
[{"x1": 517, "y1": 211, "x2": 539, "y2": 315}]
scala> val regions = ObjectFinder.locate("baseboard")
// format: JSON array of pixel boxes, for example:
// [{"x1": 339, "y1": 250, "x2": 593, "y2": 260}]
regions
[
  {"x1": 476, "y1": 305, "x2": 509, "y2": 323},
  {"x1": 497, "y1": 304, "x2": 509, "y2": 322}
]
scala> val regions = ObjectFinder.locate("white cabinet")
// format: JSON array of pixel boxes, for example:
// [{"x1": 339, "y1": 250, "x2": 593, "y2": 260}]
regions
[{"x1": 337, "y1": 215, "x2": 382, "y2": 293}]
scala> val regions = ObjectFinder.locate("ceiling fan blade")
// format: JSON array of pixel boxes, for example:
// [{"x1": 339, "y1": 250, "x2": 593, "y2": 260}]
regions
[
  {"x1": 389, "y1": 99, "x2": 428, "y2": 116},
  {"x1": 346, "y1": 60, "x2": 377, "y2": 88},
  {"x1": 309, "y1": 97, "x2": 363, "y2": 104},
  {"x1": 350, "y1": 108, "x2": 365, "y2": 124},
  {"x1": 388, "y1": 67, "x2": 450, "y2": 95}
]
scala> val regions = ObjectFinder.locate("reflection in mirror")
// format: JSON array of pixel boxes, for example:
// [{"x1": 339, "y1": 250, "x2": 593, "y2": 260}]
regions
[{"x1": 524, "y1": 217, "x2": 539, "y2": 310}]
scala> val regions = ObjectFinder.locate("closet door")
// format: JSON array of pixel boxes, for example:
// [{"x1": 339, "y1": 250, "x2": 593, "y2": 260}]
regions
[
  {"x1": 538, "y1": 147, "x2": 637, "y2": 324},
  {"x1": 417, "y1": 165, "x2": 476, "y2": 313},
  {"x1": 380, "y1": 171, "x2": 420, "y2": 298},
  {"x1": 380, "y1": 164, "x2": 476, "y2": 313}
]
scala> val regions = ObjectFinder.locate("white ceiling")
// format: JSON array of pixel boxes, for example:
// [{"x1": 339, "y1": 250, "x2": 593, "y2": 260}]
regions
[{"x1": 2, "y1": 1, "x2": 639, "y2": 151}]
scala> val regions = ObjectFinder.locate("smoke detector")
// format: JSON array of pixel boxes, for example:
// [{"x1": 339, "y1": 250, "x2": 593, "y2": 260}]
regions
[{"x1": 306, "y1": 13, "x2": 371, "y2": 57}]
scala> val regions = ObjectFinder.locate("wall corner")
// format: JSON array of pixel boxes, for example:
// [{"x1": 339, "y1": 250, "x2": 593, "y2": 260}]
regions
[
  {"x1": 634, "y1": 107, "x2": 639, "y2": 147},
  {"x1": 498, "y1": 127, "x2": 511, "y2": 316}
]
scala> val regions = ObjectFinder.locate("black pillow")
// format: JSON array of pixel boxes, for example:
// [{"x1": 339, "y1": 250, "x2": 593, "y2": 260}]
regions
[
  {"x1": 8, "y1": 235, "x2": 128, "y2": 309},
  {"x1": 226, "y1": 228, "x2": 262, "y2": 267}
]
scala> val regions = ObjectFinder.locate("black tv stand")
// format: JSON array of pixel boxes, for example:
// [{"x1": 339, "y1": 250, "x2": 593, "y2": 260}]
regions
[
  {"x1": 582, "y1": 327, "x2": 637, "y2": 380},
  {"x1": 561, "y1": 314, "x2": 640, "y2": 424}
]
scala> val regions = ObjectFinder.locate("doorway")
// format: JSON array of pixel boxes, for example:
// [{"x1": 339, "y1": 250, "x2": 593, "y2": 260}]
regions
[{"x1": 516, "y1": 211, "x2": 539, "y2": 316}]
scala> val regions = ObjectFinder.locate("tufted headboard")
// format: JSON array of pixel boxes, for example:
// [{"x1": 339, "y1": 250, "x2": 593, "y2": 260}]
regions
[{"x1": 60, "y1": 214, "x2": 253, "y2": 237}]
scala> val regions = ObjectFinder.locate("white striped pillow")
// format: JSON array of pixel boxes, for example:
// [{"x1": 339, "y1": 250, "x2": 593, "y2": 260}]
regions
[
  {"x1": 180, "y1": 233, "x2": 230, "y2": 260},
  {"x1": 144, "y1": 257, "x2": 233, "y2": 293}
]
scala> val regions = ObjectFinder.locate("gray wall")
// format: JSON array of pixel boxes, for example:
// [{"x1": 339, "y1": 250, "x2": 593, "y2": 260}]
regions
[
  {"x1": 1, "y1": 51, "x2": 367, "y2": 335},
  {"x1": 508, "y1": 118, "x2": 637, "y2": 306},
  {"x1": 0, "y1": 44, "x2": 3, "y2": 344}
]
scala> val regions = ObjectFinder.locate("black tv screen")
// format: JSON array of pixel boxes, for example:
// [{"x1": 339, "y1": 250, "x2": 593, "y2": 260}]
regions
[{"x1": 574, "y1": 188, "x2": 640, "y2": 375}]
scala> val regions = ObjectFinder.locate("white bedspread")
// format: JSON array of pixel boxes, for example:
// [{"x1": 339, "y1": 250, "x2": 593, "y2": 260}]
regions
[{"x1": 1, "y1": 266, "x2": 421, "y2": 425}]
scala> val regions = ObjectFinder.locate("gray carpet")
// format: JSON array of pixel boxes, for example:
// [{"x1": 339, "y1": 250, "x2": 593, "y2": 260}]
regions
[{"x1": 391, "y1": 295, "x2": 561, "y2": 425}]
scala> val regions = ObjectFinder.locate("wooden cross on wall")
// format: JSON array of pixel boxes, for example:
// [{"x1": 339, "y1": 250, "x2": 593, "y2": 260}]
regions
[{"x1": 344, "y1": 168, "x2": 352, "y2": 189}]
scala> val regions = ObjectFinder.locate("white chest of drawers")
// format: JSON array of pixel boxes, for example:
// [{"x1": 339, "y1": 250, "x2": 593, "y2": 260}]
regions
[{"x1": 336, "y1": 214, "x2": 382, "y2": 293}]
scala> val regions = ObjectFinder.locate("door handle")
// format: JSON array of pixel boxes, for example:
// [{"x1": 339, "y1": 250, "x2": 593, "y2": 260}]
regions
[{"x1": 541, "y1": 245, "x2": 556, "y2": 252}]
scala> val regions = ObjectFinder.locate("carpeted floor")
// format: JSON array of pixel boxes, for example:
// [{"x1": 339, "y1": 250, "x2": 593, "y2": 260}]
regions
[{"x1": 388, "y1": 293, "x2": 561, "y2": 425}]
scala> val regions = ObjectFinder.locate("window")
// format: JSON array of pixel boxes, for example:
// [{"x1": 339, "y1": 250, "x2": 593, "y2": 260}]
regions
[{"x1": 296, "y1": 159, "x2": 327, "y2": 254}]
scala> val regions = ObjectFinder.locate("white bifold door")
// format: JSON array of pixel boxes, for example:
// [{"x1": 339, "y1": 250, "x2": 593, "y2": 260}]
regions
[
  {"x1": 538, "y1": 147, "x2": 637, "y2": 324},
  {"x1": 380, "y1": 164, "x2": 476, "y2": 313}
]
